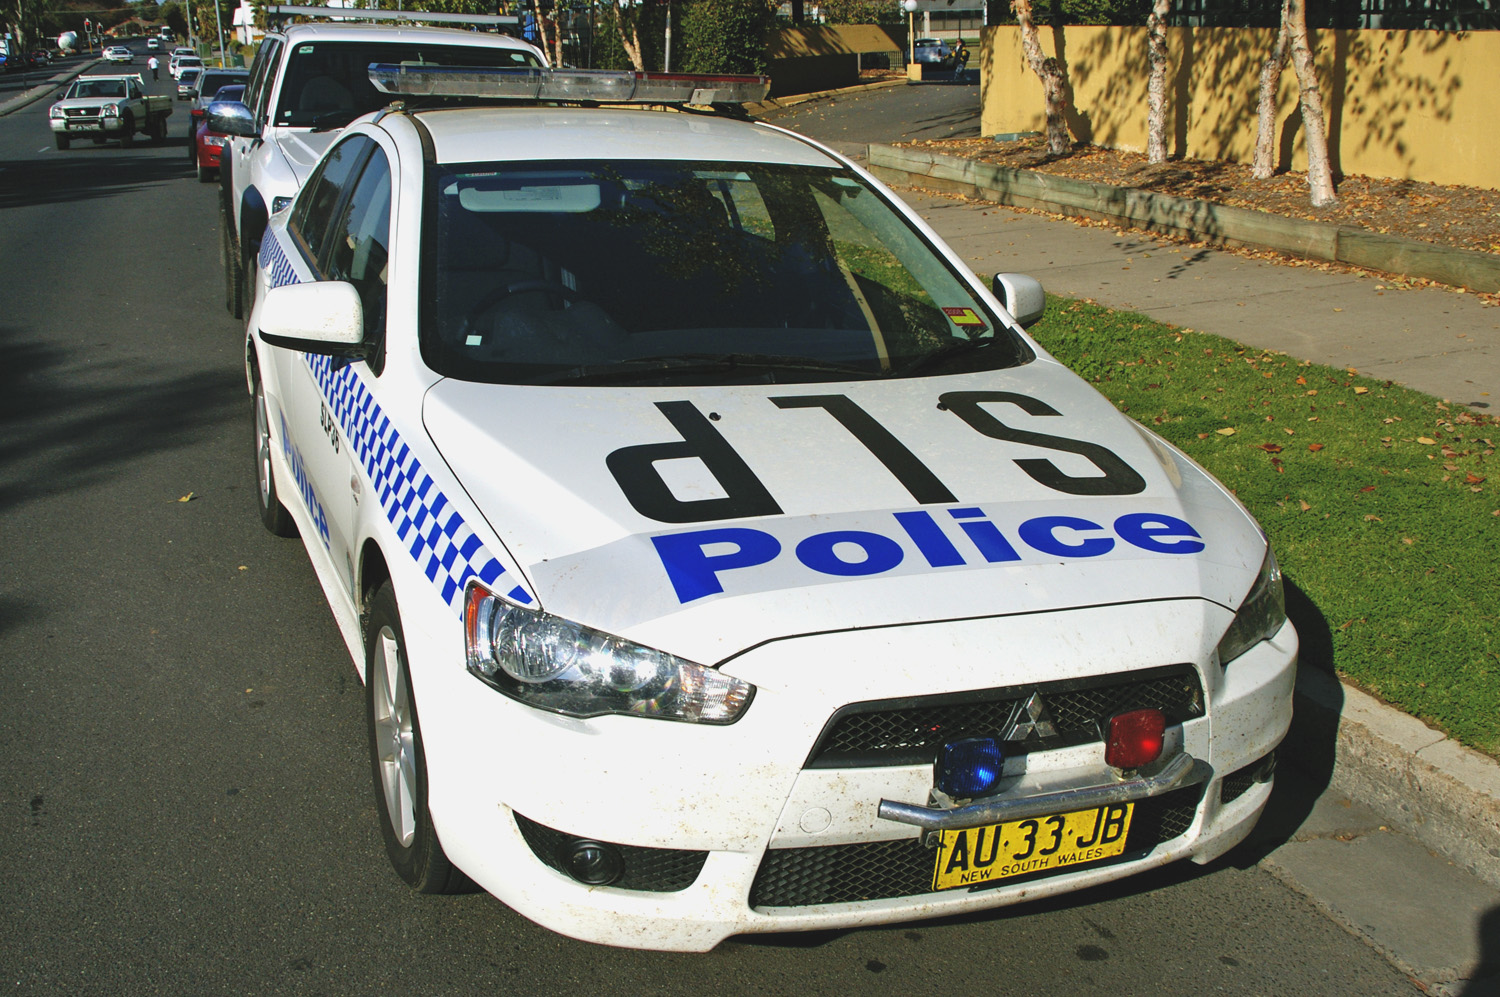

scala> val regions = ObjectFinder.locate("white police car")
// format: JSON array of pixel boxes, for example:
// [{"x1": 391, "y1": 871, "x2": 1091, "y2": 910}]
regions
[{"x1": 243, "y1": 64, "x2": 1297, "y2": 952}]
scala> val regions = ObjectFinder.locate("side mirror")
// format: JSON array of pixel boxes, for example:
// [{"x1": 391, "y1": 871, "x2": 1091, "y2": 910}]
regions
[
  {"x1": 992, "y1": 273, "x2": 1046, "y2": 328},
  {"x1": 257, "y1": 281, "x2": 366, "y2": 356},
  {"x1": 206, "y1": 99, "x2": 256, "y2": 137}
]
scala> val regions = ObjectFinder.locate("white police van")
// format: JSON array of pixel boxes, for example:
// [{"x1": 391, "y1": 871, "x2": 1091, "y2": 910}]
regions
[
  {"x1": 242, "y1": 63, "x2": 1297, "y2": 952},
  {"x1": 212, "y1": 6, "x2": 544, "y2": 319}
]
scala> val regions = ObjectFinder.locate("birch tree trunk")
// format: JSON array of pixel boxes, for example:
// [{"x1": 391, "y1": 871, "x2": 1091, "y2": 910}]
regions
[
  {"x1": 1012, "y1": 0, "x2": 1070, "y2": 157},
  {"x1": 1251, "y1": 18, "x2": 1291, "y2": 179},
  {"x1": 1146, "y1": 0, "x2": 1172, "y2": 163},
  {"x1": 1285, "y1": 0, "x2": 1337, "y2": 205},
  {"x1": 611, "y1": 0, "x2": 645, "y2": 72}
]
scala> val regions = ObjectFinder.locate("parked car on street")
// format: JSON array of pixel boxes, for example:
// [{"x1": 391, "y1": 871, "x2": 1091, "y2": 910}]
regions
[
  {"x1": 191, "y1": 83, "x2": 243, "y2": 181},
  {"x1": 240, "y1": 61, "x2": 1297, "y2": 953},
  {"x1": 176, "y1": 67, "x2": 201, "y2": 99},
  {"x1": 912, "y1": 37, "x2": 954, "y2": 67},
  {"x1": 210, "y1": 17, "x2": 546, "y2": 318},
  {"x1": 171, "y1": 54, "x2": 203, "y2": 80},
  {"x1": 186, "y1": 66, "x2": 248, "y2": 155}
]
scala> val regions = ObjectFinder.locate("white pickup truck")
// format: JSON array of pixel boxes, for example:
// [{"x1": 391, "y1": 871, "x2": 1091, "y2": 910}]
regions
[{"x1": 48, "y1": 74, "x2": 172, "y2": 149}]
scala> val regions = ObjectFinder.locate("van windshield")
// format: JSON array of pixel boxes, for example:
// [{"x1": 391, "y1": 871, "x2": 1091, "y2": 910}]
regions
[{"x1": 274, "y1": 42, "x2": 542, "y2": 128}]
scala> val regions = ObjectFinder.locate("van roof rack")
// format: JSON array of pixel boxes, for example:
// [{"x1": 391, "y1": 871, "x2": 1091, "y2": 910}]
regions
[
  {"x1": 368, "y1": 64, "x2": 770, "y2": 108},
  {"x1": 262, "y1": 5, "x2": 519, "y2": 29}
]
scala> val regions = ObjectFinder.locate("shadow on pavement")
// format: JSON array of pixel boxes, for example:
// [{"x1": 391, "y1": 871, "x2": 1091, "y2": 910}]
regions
[
  {"x1": 1230, "y1": 576, "x2": 1341, "y2": 867},
  {"x1": 0, "y1": 324, "x2": 245, "y2": 517},
  {"x1": 0, "y1": 152, "x2": 190, "y2": 211},
  {"x1": 1461, "y1": 904, "x2": 1500, "y2": 995}
]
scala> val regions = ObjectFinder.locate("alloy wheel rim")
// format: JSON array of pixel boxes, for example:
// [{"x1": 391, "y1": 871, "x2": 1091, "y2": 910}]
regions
[
  {"x1": 255, "y1": 387, "x2": 272, "y2": 509},
  {"x1": 373, "y1": 627, "x2": 417, "y2": 846}
]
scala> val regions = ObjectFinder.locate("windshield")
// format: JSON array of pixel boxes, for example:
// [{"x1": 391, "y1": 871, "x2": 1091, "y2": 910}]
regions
[
  {"x1": 422, "y1": 160, "x2": 1030, "y2": 386},
  {"x1": 274, "y1": 42, "x2": 542, "y2": 128},
  {"x1": 69, "y1": 80, "x2": 126, "y2": 98}
]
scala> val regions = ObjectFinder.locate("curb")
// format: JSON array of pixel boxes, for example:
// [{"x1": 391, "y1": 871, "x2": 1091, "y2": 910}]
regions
[
  {"x1": 865, "y1": 143, "x2": 1500, "y2": 294},
  {"x1": 0, "y1": 58, "x2": 103, "y2": 117},
  {"x1": 1287, "y1": 669, "x2": 1500, "y2": 890},
  {"x1": 746, "y1": 75, "x2": 909, "y2": 118}
]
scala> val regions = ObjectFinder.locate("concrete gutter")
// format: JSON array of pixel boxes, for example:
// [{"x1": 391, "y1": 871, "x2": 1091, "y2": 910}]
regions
[
  {"x1": 1287, "y1": 669, "x2": 1500, "y2": 890},
  {"x1": 746, "y1": 75, "x2": 909, "y2": 118},
  {"x1": 867, "y1": 143, "x2": 1500, "y2": 293}
]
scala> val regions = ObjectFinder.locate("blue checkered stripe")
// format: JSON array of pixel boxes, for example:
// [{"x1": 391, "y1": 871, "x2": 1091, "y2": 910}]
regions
[
  {"x1": 259, "y1": 231, "x2": 300, "y2": 289},
  {"x1": 259, "y1": 230, "x2": 533, "y2": 616},
  {"x1": 306, "y1": 353, "x2": 535, "y2": 616}
]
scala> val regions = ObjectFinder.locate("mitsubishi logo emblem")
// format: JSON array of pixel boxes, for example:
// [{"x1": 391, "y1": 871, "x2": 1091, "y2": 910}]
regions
[{"x1": 1002, "y1": 692, "x2": 1059, "y2": 742}]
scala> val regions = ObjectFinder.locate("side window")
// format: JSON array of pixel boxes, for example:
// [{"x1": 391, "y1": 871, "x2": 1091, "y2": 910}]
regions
[
  {"x1": 248, "y1": 38, "x2": 282, "y2": 124},
  {"x1": 325, "y1": 148, "x2": 392, "y2": 342},
  {"x1": 288, "y1": 135, "x2": 373, "y2": 268}
]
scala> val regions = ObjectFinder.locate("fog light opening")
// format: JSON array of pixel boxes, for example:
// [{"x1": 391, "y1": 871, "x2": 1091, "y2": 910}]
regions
[
  {"x1": 559, "y1": 839, "x2": 624, "y2": 886},
  {"x1": 1105, "y1": 708, "x2": 1166, "y2": 770}
]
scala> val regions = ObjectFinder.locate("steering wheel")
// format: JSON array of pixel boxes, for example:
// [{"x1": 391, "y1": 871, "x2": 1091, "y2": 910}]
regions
[{"x1": 458, "y1": 280, "x2": 583, "y2": 345}]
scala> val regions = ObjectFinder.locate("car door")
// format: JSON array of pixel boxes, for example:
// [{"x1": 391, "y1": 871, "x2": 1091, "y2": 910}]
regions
[{"x1": 278, "y1": 133, "x2": 390, "y2": 597}]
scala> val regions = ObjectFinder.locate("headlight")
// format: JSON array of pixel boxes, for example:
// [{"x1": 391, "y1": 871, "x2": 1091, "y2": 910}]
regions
[
  {"x1": 203, "y1": 135, "x2": 228, "y2": 148},
  {"x1": 464, "y1": 584, "x2": 754, "y2": 724},
  {"x1": 1216, "y1": 548, "x2": 1287, "y2": 665},
  {"x1": 103, "y1": 103, "x2": 120, "y2": 117},
  {"x1": 49, "y1": 105, "x2": 64, "y2": 119}
]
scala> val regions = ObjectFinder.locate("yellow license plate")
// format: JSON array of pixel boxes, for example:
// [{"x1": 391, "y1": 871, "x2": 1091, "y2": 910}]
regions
[{"x1": 931, "y1": 802, "x2": 1134, "y2": 891}]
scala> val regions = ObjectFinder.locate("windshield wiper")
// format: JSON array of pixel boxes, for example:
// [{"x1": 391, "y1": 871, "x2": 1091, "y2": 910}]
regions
[
  {"x1": 890, "y1": 337, "x2": 997, "y2": 376},
  {"x1": 542, "y1": 352, "x2": 881, "y2": 386},
  {"x1": 310, "y1": 110, "x2": 362, "y2": 132}
]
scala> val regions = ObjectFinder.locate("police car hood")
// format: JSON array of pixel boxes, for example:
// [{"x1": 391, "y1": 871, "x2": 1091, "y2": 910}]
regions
[
  {"x1": 277, "y1": 130, "x2": 341, "y2": 187},
  {"x1": 424, "y1": 362, "x2": 1267, "y2": 663}
]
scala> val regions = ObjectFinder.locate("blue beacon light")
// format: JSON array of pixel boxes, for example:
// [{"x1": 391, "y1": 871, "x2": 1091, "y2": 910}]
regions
[{"x1": 935, "y1": 737, "x2": 1005, "y2": 798}]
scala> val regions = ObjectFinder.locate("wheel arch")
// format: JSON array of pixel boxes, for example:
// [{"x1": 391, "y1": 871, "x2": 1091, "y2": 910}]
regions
[{"x1": 358, "y1": 539, "x2": 393, "y2": 679}]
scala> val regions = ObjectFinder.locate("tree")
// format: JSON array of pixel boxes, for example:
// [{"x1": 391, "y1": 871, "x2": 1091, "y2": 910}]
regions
[
  {"x1": 817, "y1": 0, "x2": 901, "y2": 24},
  {"x1": 1011, "y1": 0, "x2": 1069, "y2": 156},
  {"x1": 1144, "y1": 0, "x2": 1171, "y2": 162},
  {"x1": 680, "y1": 0, "x2": 775, "y2": 75},
  {"x1": 1252, "y1": 0, "x2": 1336, "y2": 205},
  {"x1": 607, "y1": 0, "x2": 646, "y2": 70}
]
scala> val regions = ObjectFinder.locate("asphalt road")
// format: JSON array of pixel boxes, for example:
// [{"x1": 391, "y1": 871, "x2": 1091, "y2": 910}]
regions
[{"x1": 0, "y1": 53, "x2": 1420, "y2": 994}]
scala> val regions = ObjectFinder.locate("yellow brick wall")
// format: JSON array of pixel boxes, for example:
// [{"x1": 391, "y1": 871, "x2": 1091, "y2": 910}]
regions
[{"x1": 978, "y1": 26, "x2": 1500, "y2": 191}]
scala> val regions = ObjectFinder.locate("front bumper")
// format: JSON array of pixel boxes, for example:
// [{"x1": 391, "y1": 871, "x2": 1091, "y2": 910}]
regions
[
  {"x1": 51, "y1": 117, "x2": 127, "y2": 135},
  {"x1": 409, "y1": 599, "x2": 1296, "y2": 951}
]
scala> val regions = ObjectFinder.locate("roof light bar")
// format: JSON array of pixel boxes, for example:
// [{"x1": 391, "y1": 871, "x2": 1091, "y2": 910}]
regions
[
  {"x1": 367, "y1": 64, "x2": 770, "y2": 106},
  {"x1": 263, "y1": 5, "x2": 519, "y2": 26}
]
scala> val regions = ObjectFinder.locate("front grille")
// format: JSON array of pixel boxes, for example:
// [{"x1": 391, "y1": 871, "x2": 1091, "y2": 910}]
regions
[
  {"x1": 513, "y1": 811, "x2": 708, "y2": 893},
  {"x1": 749, "y1": 784, "x2": 1204, "y2": 908},
  {"x1": 65, "y1": 108, "x2": 101, "y2": 118},
  {"x1": 807, "y1": 664, "x2": 1205, "y2": 768}
]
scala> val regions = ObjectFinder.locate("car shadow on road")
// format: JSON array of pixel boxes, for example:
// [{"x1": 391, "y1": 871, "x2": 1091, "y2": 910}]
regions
[
  {"x1": 0, "y1": 153, "x2": 191, "y2": 211},
  {"x1": 1460, "y1": 903, "x2": 1500, "y2": 995},
  {"x1": 1226, "y1": 576, "x2": 1341, "y2": 868}
]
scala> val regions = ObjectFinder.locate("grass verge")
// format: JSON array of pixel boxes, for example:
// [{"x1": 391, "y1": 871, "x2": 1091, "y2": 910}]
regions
[{"x1": 1027, "y1": 296, "x2": 1500, "y2": 756}]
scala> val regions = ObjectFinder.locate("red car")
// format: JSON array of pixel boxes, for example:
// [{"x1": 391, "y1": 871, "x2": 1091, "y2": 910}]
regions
[{"x1": 191, "y1": 83, "x2": 244, "y2": 182}]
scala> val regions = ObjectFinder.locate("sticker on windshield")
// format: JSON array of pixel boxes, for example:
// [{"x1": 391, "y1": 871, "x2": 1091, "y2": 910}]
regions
[{"x1": 942, "y1": 307, "x2": 988, "y2": 334}]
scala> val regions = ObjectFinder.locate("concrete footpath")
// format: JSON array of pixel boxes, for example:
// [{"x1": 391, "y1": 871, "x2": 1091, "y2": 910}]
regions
[{"x1": 892, "y1": 179, "x2": 1500, "y2": 996}]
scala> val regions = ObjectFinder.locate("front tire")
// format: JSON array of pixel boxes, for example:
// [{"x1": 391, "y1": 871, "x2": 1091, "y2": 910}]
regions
[
  {"x1": 252, "y1": 371, "x2": 298, "y2": 538},
  {"x1": 365, "y1": 582, "x2": 467, "y2": 894},
  {"x1": 54, "y1": 133, "x2": 69, "y2": 150},
  {"x1": 119, "y1": 114, "x2": 134, "y2": 147},
  {"x1": 197, "y1": 162, "x2": 212, "y2": 183}
]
